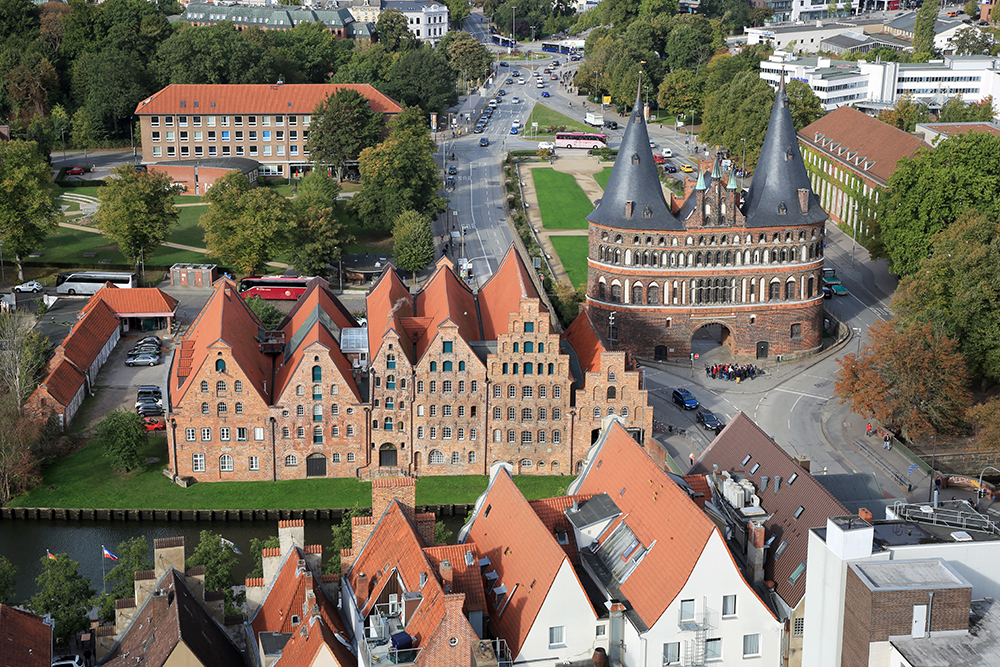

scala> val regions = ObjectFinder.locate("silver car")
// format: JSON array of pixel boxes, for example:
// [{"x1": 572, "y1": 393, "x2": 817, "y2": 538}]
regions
[{"x1": 126, "y1": 353, "x2": 161, "y2": 367}]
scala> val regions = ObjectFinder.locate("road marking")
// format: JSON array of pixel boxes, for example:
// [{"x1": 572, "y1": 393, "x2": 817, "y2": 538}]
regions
[
  {"x1": 772, "y1": 387, "x2": 830, "y2": 401},
  {"x1": 787, "y1": 394, "x2": 802, "y2": 430}
]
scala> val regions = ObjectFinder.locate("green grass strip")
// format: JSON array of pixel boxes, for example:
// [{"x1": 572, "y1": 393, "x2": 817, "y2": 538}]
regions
[
  {"x1": 531, "y1": 168, "x2": 592, "y2": 230},
  {"x1": 549, "y1": 236, "x2": 590, "y2": 288}
]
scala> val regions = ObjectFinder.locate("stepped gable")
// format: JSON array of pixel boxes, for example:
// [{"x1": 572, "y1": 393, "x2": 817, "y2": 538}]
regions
[
  {"x1": 562, "y1": 309, "x2": 605, "y2": 375},
  {"x1": 477, "y1": 246, "x2": 543, "y2": 340},
  {"x1": 586, "y1": 87, "x2": 683, "y2": 232},
  {"x1": 171, "y1": 278, "x2": 271, "y2": 402},
  {"x1": 742, "y1": 75, "x2": 827, "y2": 229},
  {"x1": 366, "y1": 265, "x2": 415, "y2": 361}
]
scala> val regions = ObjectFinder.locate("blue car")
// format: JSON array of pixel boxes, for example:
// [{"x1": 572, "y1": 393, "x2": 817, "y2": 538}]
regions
[
  {"x1": 510, "y1": 126, "x2": 519, "y2": 135},
  {"x1": 672, "y1": 388, "x2": 699, "y2": 410},
  {"x1": 541, "y1": 91, "x2": 551, "y2": 98}
]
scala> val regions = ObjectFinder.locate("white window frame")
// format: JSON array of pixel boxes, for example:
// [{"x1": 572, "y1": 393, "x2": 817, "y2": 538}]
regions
[{"x1": 192, "y1": 453, "x2": 206, "y2": 472}]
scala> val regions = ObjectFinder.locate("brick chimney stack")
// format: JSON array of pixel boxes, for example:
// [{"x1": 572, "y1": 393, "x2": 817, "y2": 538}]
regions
[
  {"x1": 440, "y1": 560, "x2": 454, "y2": 593},
  {"x1": 797, "y1": 188, "x2": 809, "y2": 214},
  {"x1": 859, "y1": 508, "x2": 873, "y2": 524},
  {"x1": 748, "y1": 521, "x2": 766, "y2": 583}
]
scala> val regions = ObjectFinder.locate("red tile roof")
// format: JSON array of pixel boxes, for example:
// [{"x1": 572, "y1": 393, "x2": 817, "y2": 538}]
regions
[
  {"x1": 135, "y1": 84, "x2": 402, "y2": 116},
  {"x1": 690, "y1": 412, "x2": 850, "y2": 608},
  {"x1": 921, "y1": 122, "x2": 1000, "y2": 138},
  {"x1": 366, "y1": 266, "x2": 414, "y2": 362},
  {"x1": 172, "y1": 279, "x2": 272, "y2": 403},
  {"x1": 423, "y1": 544, "x2": 487, "y2": 614},
  {"x1": 562, "y1": 308, "x2": 605, "y2": 375},
  {"x1": 528, "y1": 495, "x2": 594, "y2": 565},
  {"x1": 346, "y1": 502, "x2": 482, "y2": 665},
  {"x1": 478, "y1": 247, "x2": 543, "y2": 340},
  {"x1": 463, "y1": 472, "x2": 588, "y2": 657},
  {"x1": 574, "y1": 421, "x2": 716, "y2": 629},
  {"x1": 0, "y1": 604, "x2": 50, "y2": 667},
  {"x1": 38, "y1": 359, "x2": 86, "y2": 407},
  {"x1": 411, "y1": 260, "x2": 481, "y2": 360},
  {"x1": 81, "y1": 284, "x2": 179, "y2": 318},
  {"x1": 59, "y1": 299, "x2": 120, "y2": 373},
  {"x1": 250, "y1": 546, "x2": 354, "y2": 667},
  {"x1": 798, "y1": 106, "x2": 929, "y2": 185},
  {"x1": 682, "y1": 475, "x2": 713, "y2": 509}
]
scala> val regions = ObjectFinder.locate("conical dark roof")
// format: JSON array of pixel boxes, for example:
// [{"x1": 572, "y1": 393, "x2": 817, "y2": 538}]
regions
[
  {"x1": 586, "y1": 88, "x2": 683, "y2": 231},
  {"x1": 742, "y1": 77, "x2": 827, "y2": 228}
]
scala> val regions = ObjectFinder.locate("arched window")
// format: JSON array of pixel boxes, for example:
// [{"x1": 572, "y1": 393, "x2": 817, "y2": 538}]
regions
[
  {"x1": 632, "y1": 284, "x2": 642, "y2": 304},
  {"x1": 598, "y1": 282, "x2": 606, "y2": 300},
  {"x1": 235, "y1": 402, "x2": 243, "y2": 414},
  {"x1": 608, "y1": 371, "x2": 616, "y2": 382},
  {"x1": 282, "y1": 427, "x2": 290, "y2": 439},
  {"x1": 769, "y1": 281, "x2": 781, "y2": 300},
  {"x1": 429, "y1": 450, "x2": 445, "y2": 465},
  {"x1": 607, "y1": 386, "x2": 616, "y2": 400},
  {"x1": 384, "y1": 417, "x2": 393, "y2": 430},
  {"x1": 647, "y1": 285, "x2": 659, "y2": 305},
  {"x1": 217, "y1": 402, "x2": 227, "y2": 415},
  {"x1": 785, "y1": 280, "x2": 796, "y2": 300},
  {"x1": 296, "y1": 385, "x2": 304, "y2": 396},
  {"x1": 216, "y1": 381, "x2": 227, "y2": 393},
  {"x1": 524, "y1": 341, "x2": 533, "y2": 353},
  {"x1": 285, "y1": 455, "x2": 298, "y2": 466},
  {"x1": 443, "y1": 361, "x2": 452, "y2": 372},
  {"x1": 548, "y1": 363, "x2": 554, "y2": 375},
  {"x1": 220, "y1": 454, "x2": 234, "y2": 472},
  {"x1": 313, "y1": 426, "x2": 323, "y2": 443},
  {"x1": 614, "y1": 248, "x2": 621, "y2": 264},
  {"x1": 202, "y1": 402, "x2": 209, "y2": 414},
  {"x1": 607, "y1": 407, "x2": 615, "y2": 416},
  {"x1": 430, "y1": 361, "x2": 437, "y2": 372},
  {"x1": 201, "y1": 381, "x2": 209, "y2": 392},
  {"x1": 593, "y1": 407, "x2": 601, "y2": 419},
  {"x1": 621, "y1": 407, "x2": 629, "y2": 417},
  {"x1": 215, "y1": 359, "x2": 226, "y2": 372},
  {"x1": 520, "y1": 459, "x2": 533, "y2": 468},
  {"x1": 234, "y1": 380, "x2": 243, "y2": 392},
  {"x1": 459, "y1": 361, "x2": 465, "y2": 371},
  {"x1": 313, "y1": 405, "x2": 323, "y2": 421},
  {"x1": 611, "y1": 284, "x2": 621, "y2": 302},
  {"x1": 807, "y1": 276, "x2": 815, "y2": 298},
  {"x1": 312, "y1": 365, "x2": 322, "y2": 382}
]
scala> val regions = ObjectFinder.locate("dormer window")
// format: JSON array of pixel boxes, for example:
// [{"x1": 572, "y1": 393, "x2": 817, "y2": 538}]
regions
[
  {"x1": 785, "y1": 149, "x2": 794, "y2": 161},
  {"x1": 631, "y1": 153, "x2": 640, "y2": 165},
  {"x1": 778, "y1": 202, "x2": 787, "y2": 215},
  {"x1": 291, "y1": 615, "x2": 300, "y2": 625},
  {"x1": 643, "y1": 205, "x2": 652, "y2": 218}
]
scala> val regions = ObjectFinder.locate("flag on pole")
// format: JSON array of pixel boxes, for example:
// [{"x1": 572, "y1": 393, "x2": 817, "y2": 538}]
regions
[
  {"x1": 46, "y1": 550, "x2": 57, "y2": 560},
  {"x1": 102, "y1": 546, "x2": 119, "y2": 561}
]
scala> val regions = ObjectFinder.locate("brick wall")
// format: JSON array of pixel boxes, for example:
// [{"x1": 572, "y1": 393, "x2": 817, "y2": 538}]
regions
[{"x1": 842, "y1": 567, "x2": 972, "y2": 667}]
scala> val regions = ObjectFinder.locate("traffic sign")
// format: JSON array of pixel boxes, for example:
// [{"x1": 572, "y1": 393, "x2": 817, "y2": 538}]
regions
[
  {"x1": 694, "y1": 353, "x2": 699, "y2": 359},
  {"x1": 908, "y1": 464, "x2": 918, "y2": 473}
]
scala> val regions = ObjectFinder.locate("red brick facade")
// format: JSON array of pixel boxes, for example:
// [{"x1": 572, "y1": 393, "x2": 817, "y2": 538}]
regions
[{"x1": 586, "y1": 163, "x2": 826, "y2": 360}]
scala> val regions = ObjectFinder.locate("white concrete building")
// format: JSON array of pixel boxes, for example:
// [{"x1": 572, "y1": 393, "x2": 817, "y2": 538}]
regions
[
  {"x1": 760, "y1": 51, "x2": 1000, "y2": 114},
  {"x1": 460, "y1": 419, "x2": 784, "y2": 667},
  {"x1": 384, "y1": 0, "x2": 448, "y2": 43}
]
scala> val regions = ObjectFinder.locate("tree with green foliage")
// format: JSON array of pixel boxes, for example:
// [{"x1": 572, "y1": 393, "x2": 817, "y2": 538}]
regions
[
  {"x1": 187, "y1": 529, "x2": 242, "y2": 614},
  {"x1": 0, "y1": 555, "x2": 15, "y2": 605},
  {"x1": 876, "y1": 93, "x2": 929, "y2": 132},
  {"x1": 993, "y1": 0, "x2": 1000, "y2": 22},
  {"x1": 950, "y1": 26, "x2": 995, "y2": 55},
  {"x1": 434, "y1": 520, "x2": 453, "y2": 545},
  {"x1": 657, "y1": 70, "x2": 705, "y2": 117},
  {"x1": 873, "y1": 131, "x2": 1000, "y2": 276},
  {"x1": 70, "y1": 107, "x2": 96, "y2": 166},
  {"x1": 246, "y1": 296, "x2": 285, "y2": 330},
  {"x1": 913, "y1": 0, "x2": 938, "y2": 56},
  {"x1": 323, "y1": 507, "x2": 368, "y2": 574},
  {"x1": 354, "y1": 111, "x2": 446, "y2": 233},
  {"x1": 248, "y1": 536, "x2": 280, "y2": 579},
  {"x1": 96, "y1": 409, "x2": 146, "y2": 473},
  {"x1": 380, "y1": 46, "x2": 458, "y2": 113},
  {"x1": 0, "y1": 310, "x2": 48, "y2": 411},
  {"x1": 445, "y1": 0, "x2": 471, "y2": 28},
  {"x1": 664, "y1": 14, "x2": 721, "y2": 73},
  {"x1": 307, "y1": 88, "x2": 385, "y2": 180},
  {"x1": 376, "y1": 9, "x2": 418, "y2": 51},
  {"x1": 0, "y1": 140, "x2": 60, "y2": 282},
  {"x1": 392, "y1": 210, "x2": 435, "y2": 283},
  {"x1": 74, "y1": 47, "x2": 153, "y2": 138},
  {"x1": 893, "y1": 210, "x2": 1000, "y2": 383},
  {"x1": 442, "y1": 31, "x2": 493, "y2": 87},
  {"x1": 201, "y1": 171, "x2": 293, "y2": 274},
  {"x1": 95, "y1": 165, "x2": 179, "y2": 278},
  {"x1": 938, "y1": 94, "x2": 996, "y2": 122},
  {"x1": 698, "y1": 71, "x2": 775, "y2": 169},
  {"x1": 785, "y1": 79, "x2": 825, "y2": 130},
  {"x1": 28, "y1": 553, "x2": 95, "y2": 643},
  {"x1": 749, "y1": 6, "x2": 774, "y2": 25},
  {"x1": 153, "y1": 22, "x2": 281, "y2": 85},
  {"x1": 288, "y1": 173, "x2": 355, "y2": 277},
  {"x1": 96, "y1": 537, "x2": 153, "y2": 622}
]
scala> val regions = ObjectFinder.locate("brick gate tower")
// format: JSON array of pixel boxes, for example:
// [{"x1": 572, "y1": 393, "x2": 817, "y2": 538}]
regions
[{"x1": 584, "y1": 78, "x2": 828, "y2": 361}]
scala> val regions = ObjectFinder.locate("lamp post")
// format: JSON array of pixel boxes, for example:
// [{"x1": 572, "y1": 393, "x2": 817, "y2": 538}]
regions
[
  {"x1": 510, "y1": 6, "x2": 516, "y2": 54},
  {"x1": 688, "y1": 109, "x2": 694, "y2": 152},
  {"x1": 530, "y1": 25, "x2": 536, "y2": 43},
  {"x1": 976, "y1": 466, "x2": 1000, "y2": 510},
  {"x1": 852, "y1": 327, "x2": 862, "y2": 357},
  {"x1": 740, "y1": 137, "x2": 747, "y2": 188}
]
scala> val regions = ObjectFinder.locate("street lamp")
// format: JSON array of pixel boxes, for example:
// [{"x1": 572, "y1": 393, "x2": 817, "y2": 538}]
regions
[
  {"x1": 852, "y1": 327, "x2": 862, "y2": 357},
  {"x1": 511, "y1": 6, "x2": 516, "y2": 54},
  {"x1": 688, "y1": 109, "x2": 694, "y2": 152},
  {"x1": 530, "y1": 25, "x2": 536, "y2": 43}
]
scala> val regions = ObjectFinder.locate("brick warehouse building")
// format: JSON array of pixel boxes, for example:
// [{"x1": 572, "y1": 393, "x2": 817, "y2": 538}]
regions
[
  {"x1": 166, "y1": 248, "x2": 653, "y2": 482},
  {"x1": 585, "y1": 81, "x2": 828, "y2": 361}
]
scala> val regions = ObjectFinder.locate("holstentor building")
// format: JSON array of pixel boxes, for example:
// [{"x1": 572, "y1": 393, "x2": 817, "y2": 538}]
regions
[{"x1": 585, "y1": 82, "x2": 828, "y2": 361}]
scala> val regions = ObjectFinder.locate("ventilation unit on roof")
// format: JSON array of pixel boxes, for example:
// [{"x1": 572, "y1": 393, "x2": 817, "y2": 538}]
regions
[{"x1": 774, "y1": 475, "x2": 782, "y2": 494}]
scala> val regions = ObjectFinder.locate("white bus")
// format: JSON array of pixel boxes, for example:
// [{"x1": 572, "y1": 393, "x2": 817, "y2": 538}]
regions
[{"x1": 56, "y1": 271, "x2": 136, "y2": 295}]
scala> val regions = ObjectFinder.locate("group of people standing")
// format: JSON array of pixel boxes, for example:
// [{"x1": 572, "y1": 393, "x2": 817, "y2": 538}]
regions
[{"x1": 706, "y1": 363, "x2": 761, "y2": 382}]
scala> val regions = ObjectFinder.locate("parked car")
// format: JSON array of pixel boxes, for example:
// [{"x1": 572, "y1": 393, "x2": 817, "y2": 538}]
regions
[
  {"x1": 127, "y1": 345, "x2": 160, "y2": 357},
  {"x1": 136, "y1": 336, "x2": 162, "y2": 347},
  {"x1": 822, "y1": 286, "x2": 833, "y2": 299},
  {"x1": 142, "y1": 417, "x2": 166, "y2": 432},
  {"x1": 13, "y1": 280, "x2": 43, "y2": 293},
  {"x1": 135, "y1": 395, "x2": 164, "y2": 409},
  {"x1": 696, "y1": 410, "x2": 722, "y2": 430},
  {"x1": 664, "y1": 165, "x2": 678, "y2": 173},
  {"x1": 66, "y1": 167, "x2": 85, "y2": 176},
  {"x1": 653, "y1": 153, "x2": 666, "y2": 164},
  {"x1": 126, "y1": 353, "x2": 161, "y2": 367},
  {"x1": 672, "y1": 388, "x2": 699, "y2": 410},
  {"x1": 136, "y1": 403, "x2": 164, "y2": 417},
  {"x1": 541, "y1": 91, "x2": 551, "y2": 97},
  {"x1": 479, "y1": 137, "x2": 489, "y2": 147}
]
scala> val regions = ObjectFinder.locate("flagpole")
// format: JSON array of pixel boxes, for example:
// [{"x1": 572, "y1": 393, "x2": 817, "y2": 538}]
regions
[{"x1": 101, "y1": 545, "x2": 106, "y2": 594}]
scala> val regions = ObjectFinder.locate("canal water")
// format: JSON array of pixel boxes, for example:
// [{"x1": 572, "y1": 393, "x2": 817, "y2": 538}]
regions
[{"x1": 0, "y1": 516, "x2": 468, "y2": 603}]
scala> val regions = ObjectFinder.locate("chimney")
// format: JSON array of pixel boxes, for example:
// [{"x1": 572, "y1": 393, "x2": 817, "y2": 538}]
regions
[
  {"x1": 355, "y1": 573, "x2": 369, "y2": 610},
  {"x1": 153, "y1": 537, "x2": 186, "y2": 581},
  {"x1": 858, "y1": 508, "x2": 873, "y2": 524},
  {"x1": 748, "y1": 521, "x2": 766, "y2": 584},
  {"x1": 440, "y1": 560, "x2": 454, "y2": 593},
  {"x1": 795, "y1": 455, "x2": 811, "y2": 472},
  {"x1": 245, "y1": 577, "x2": 267, "y2": 618},
  {"x1": 279, "y1": 519, "x2": 305, "y2": 554},
  {"x1": 797, "y1": 188, "x2": 809, "y2": 214},
  {"x1": 773, "y1": 475, "x2": 782, "y2": 494}
]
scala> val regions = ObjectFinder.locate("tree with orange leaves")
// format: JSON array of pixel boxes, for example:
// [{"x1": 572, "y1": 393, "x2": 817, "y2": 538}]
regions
[{"x1": 835, "y1": 319, "x2": 971, "y2": 440}]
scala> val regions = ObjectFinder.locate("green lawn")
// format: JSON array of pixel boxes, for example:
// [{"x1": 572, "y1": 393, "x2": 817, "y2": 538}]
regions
[
  {"x1": 594, "y1": 166, "x2": 613, "y2": 191},
  {"x1": 531, "y1": 168, "x2": 592, "y2": 230},
  {"x1": 528, "y1": 104, "x2": 591, "y2": 135},
  {"x1": 11, "y1": 436, "x2": 570, "y2": 510},
  {"x1": 549, "y1": 236, "x2": 590, "y2": 288},
  {"x1": 169, "y1": 204, "x2": 209, "y2": 248}
]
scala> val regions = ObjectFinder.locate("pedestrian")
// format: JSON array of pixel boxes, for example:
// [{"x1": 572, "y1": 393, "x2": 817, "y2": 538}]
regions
[
  {"x1": 689, "y1": 452, "x2": 696, "y2": 467},
  {"x1": 866, "y1": 422, "x2": 873, "y2": 437}
]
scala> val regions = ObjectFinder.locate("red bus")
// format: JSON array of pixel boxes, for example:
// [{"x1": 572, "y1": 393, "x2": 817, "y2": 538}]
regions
[
  {"x1": 238, "y1": 276, "x2": 314, "y2": 300},
  {"x1": 555, "y1": 132, "x2": 608, "y2": 149}
]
